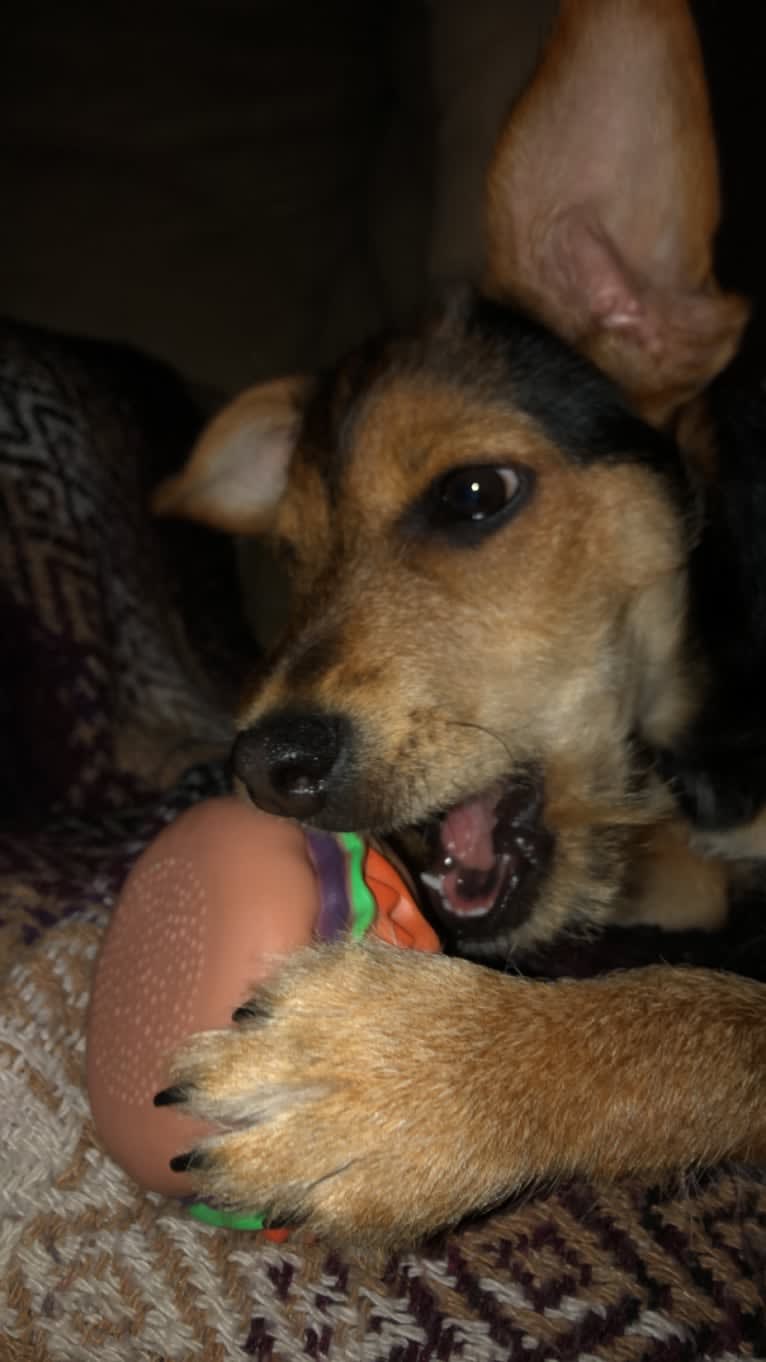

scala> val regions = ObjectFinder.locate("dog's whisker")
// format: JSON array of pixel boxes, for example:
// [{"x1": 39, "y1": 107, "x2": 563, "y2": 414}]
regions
[{"x1": 443, "y1": 719, "x2": 515, "y2": 770}]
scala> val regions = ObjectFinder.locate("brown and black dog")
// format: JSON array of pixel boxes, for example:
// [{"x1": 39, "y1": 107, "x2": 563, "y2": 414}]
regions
[{"x1": 152, "y1": 0, "x2": 766, "y2": 1246}]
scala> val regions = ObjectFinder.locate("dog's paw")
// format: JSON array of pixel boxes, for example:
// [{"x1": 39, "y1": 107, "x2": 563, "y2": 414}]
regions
[
  {"x1": 657, "y1": 741, "x2": 766, "y2": 830},
  {"x1": 156, "y1": 943, "x2": 766, "y2": 1245},
  {"x1": 156, "y1": 940, "x2": 520, "y2": 1246}
]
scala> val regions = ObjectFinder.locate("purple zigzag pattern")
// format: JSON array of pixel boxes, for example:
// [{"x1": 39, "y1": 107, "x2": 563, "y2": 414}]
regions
[
  {"x1": 0, "y1": 323, "x2": 232, "y2": 820},
  {"x1": 0, "y1": 763, "x2": 227, "y2": 943}
]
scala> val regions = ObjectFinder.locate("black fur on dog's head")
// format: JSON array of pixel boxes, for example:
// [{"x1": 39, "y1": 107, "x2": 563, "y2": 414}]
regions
[{"x1": 155, "y1": 0, "x2": 750, "y2": 958}]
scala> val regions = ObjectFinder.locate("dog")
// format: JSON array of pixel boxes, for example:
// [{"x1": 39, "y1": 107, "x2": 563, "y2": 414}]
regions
[{"x1": 151, "y1": 0, "x2": 766, "y2": 1247}]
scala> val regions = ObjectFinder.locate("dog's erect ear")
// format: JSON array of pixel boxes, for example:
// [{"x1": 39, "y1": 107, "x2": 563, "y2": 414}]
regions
[
  {"x1": 152, "y1": 376, "x2": 312, "y2": 532},
  {"x1": 485, "y1": 0, "x2": 749, "y2": 425}
]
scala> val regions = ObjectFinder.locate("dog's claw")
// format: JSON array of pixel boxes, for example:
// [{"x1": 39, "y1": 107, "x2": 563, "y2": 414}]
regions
[
  {"x1": 169, "y1": 1150, "x2": 198, "y2": 1173},
  {"x1": 153, "y1": 1084, "x2": 189, "y2": 1108},
  {"x1": 231, "y1": 999, "x2": 271, "y2": 1024}
]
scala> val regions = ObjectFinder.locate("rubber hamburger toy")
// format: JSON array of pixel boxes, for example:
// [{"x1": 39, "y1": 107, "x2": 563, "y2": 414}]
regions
[{"x1": 86, "y1": 797, "x2": 439, "y2": 1235}]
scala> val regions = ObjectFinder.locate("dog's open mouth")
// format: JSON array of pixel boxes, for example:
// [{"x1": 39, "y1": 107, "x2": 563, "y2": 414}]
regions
[{"x1": 392, "y1": 771, "x2": 554, "y2": 944}]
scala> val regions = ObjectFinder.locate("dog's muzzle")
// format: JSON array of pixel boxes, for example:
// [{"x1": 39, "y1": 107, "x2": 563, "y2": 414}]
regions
[{"x1": 232, "y1": 711, "x2": 348, "y2": 820}]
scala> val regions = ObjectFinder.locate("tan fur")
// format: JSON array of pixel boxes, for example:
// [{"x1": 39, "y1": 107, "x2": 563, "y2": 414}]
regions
[
  {"x1": 622, "y1": 820, "x2": 729, "y2": 932},
  {"x1": 158, "y1": 0, "x2": 766, "y2": 1246},
  {"x1": 172, "y1": 941, "x2": 766, "y2": 1247}
]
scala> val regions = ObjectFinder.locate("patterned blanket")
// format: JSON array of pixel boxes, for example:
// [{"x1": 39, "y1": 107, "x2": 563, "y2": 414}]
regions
[{"x1": 1, "y1": 320, "x2": 764, "y2": 1361}]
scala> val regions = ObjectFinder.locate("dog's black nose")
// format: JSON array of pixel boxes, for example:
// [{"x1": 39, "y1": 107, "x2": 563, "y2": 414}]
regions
[{"x1": 232, "y1": 711, "x2": 346, "y2": 819}]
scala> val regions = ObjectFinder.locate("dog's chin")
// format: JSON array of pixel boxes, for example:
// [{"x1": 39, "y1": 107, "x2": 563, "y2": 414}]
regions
[{"x1": 389, "y1": 769, "x2": 555, "y2": 953}]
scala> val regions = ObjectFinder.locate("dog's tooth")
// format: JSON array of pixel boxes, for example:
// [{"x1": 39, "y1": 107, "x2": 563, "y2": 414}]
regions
[
  {"x1": 420, "y1": 871, "x2": 452, "y2": 915},
  {"x1": 514, "y1": 834, "x2": 536, "y2": 860},
  {"x1": 420, "y1": 872, "x2": 444, "y2": 893}
]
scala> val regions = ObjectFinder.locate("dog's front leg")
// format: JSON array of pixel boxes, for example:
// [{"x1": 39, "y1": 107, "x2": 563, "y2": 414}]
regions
[{"x1": 159, "y1": 940, "x2": 766, "y2": 1248}]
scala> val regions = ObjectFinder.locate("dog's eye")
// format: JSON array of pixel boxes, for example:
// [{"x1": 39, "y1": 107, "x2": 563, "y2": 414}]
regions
[
  {"x1": 401, "y1": 461, "x2": 533, "y2": 545},
  {"x1": 438, "y1": 466, "x2": 519, "y2": 522}
]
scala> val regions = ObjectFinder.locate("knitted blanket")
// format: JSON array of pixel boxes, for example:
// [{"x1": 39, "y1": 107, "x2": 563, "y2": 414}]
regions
[{"x1": 1, "y1": 320, "x2": 764, "y2": 1361}]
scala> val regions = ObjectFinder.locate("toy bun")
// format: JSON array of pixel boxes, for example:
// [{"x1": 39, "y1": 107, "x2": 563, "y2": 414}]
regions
[{"x1": 87, "y1": 799, "x2": 319, "y2": 1197}]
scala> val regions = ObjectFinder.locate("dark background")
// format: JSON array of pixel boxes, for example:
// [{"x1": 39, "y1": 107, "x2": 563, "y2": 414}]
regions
[{"x1": 0, "y1": 2, "x2": 763, "y2": 395}]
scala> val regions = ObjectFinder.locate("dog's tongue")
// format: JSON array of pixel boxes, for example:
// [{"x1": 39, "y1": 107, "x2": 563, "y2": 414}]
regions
[
  {"x1": 436, "y1": 795, "x2": 501, "y2": 920},
  {"x1": 437, "y1": 792, "x2": 503, "y2": 915},
  {"x1": 441, "y1": 792, "x2": 498, "y2": 870}
]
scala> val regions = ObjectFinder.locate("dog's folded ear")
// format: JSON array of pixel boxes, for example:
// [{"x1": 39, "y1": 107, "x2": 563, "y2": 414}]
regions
[
  {"x1": 485, "y1": 0, "x2": 749, "y2": 426},
  {"x1": 152, "y1": 376, "x2": 312, "y2": 532}
]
